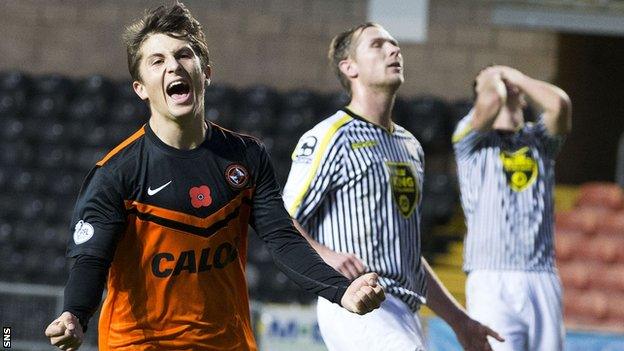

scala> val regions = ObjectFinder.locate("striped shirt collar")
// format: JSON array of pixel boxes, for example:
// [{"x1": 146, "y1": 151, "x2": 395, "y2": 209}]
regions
[{"x1": 341, "y1": 106, "x2": 395, "y2": 134}]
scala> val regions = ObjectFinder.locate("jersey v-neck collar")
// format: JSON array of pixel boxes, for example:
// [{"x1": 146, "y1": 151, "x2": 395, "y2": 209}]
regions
[
  {"x1": 144, "y1": 121, "x2": 212, "y2": 159},
  {"x1": 341, "y1": 107, "x2": 395, "y2": 134}
]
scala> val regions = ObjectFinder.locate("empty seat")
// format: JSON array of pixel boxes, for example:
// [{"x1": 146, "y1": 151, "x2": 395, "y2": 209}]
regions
[
  {"x1": 67, "y1": 94, "x2": 108, "y2": 121},
  {"x1": 0, "y1": 89, "x2": 26, "y2": 115},
  {"x1": 0, "y1": 140, "x2": 36, "y2": 167},
  {"x1": 576, "y1": 182, "x2": 624, "y2": 210},
  {"x1": 26, "y1": 94, "x2": 68, "y2": 121},
  {"x1": 421, "y1": 173, "x2": 458, "y2": 226},
  {"x1": 555, "y1": 207, "x2": 611, "y2": 235},
  {"x1": 0, "y1": 115, "x2": 25, "y2": 140},
  {"x1": 110, "y1": 98, "x2": 149, "y2": 124},
  {"x1": 37, "y1": 144, "x2": 73, "y2": 170},
  {"x1": 74, "y1": 74, "x2": 113, "y2": 100},
  {"x1": 32, "y1": 74, "x2": 74, "y2": 97},
  {"x1": 403, "y1": 96, "x2": 452, "y2": 153},
  {"x1": 0, "y1": 70, "x2": 31, "y2": 94},
  {"x1": 239, "y1": 85, "x2": 280, "y2": 111},
  {"x1": 281, "y1": 89, "x2": 320, "y2": 114},
  {"x1": 554, "y1": 227, "x2": 585, "y2": 262},
  {"x1": 449, "y1": 99, "x2": 473, "y2": 127},
  {"x1": 233, "y1": 108, "x2": 274, "y2": 137},
  {"x1": 320, "y1": 91, "x2": 350, "y2": 117},
  {"x1": 205, "y1": 83, "x2": 237, "y2": 107},
  {"x1": 276, "y1": 110, "x2": 315, "y2": 137}
]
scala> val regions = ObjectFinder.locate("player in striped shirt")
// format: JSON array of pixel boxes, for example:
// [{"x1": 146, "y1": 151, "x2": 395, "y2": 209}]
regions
[
  {"x1": 43, "y1": 3, "x2": 384, "y2": 350},
  {"x1": 283, "y1": 23, "x2": 502, "y2": 351},
  {"x1": 453, "y1": 65, "x2": 572, "y2": 350}
]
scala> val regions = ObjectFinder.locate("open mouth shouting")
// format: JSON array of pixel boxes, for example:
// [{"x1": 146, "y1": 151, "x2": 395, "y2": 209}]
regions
[{"x1": 166, "y1": 79, "x2": 192, "y2": 104}]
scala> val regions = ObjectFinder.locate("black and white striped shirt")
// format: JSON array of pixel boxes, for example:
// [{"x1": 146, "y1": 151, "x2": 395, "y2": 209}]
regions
[
  {"x1": 283, "y1": 108, "x2": 427, "y2": 312},
  {"x1": 453, "y1": 112, "x2": 564, "y2": 272}
]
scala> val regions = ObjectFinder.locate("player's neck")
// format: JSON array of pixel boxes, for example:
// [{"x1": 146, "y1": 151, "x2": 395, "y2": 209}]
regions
[
  {"x1": 148, "y1": 112, "x2": 208, "y2": 150},
  {"x1": 348, "y1": 89, "x2": 396, "y2": 131}
]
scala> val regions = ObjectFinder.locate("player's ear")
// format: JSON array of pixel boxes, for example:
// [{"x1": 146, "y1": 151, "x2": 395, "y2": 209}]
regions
[
  {"x1": 133, "y1": 80, "x2": 149, "y2": 101},
  {"x1": 339, "y1": 58, "x2": 358, "y2": 79}
]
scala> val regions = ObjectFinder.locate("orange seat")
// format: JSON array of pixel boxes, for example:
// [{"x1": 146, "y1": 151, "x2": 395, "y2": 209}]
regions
[{"x1": 576, "y1": 182, "x2": 624, "y2": 211}]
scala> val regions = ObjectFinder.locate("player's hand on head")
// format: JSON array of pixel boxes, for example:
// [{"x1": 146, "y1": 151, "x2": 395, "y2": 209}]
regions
[
  {"x1": 454, "y1": 317, "x2": 504, "y2": 351},
  {"x1": 497, "y1": 66, "x2": 525, "y2": 87},
  {"x1": 341, "y1": 272, "x2": 385, "y2": 315},
  {"x1": 475, "y1": 67, "x2": 506, "y2": 99},
  {"x1": 319, "y1": 250, "x2": 366, "y2": 280},
  {"x1": 45, "y1": 311, "x2": 84, "y2": 351}
]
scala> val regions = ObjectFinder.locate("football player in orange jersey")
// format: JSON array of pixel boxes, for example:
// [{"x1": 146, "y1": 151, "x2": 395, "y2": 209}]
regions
[{"x1": 44, "y1": 2, "x2": 384, "y2": 350}]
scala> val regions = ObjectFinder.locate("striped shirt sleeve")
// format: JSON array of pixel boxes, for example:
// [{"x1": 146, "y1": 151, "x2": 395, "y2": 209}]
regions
[
  {"x1": 283, "y1": 114, "x2": 351, "y2": 225},
  {"x1": 452, "y1": 111, "x2": 486, "y2": 161}
]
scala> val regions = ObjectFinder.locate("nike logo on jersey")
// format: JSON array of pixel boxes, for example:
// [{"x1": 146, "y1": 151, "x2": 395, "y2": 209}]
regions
[{"x1": 148, "y1": 180, "x2": 172, "y2": 196}]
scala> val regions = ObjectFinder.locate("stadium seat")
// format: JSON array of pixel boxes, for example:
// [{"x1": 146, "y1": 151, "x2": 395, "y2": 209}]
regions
[
  {"x1": 449, "y1": 99, "x2": 473, "y2": 127},
  {"x1": 559, "y1": 261, "x2": 594, "y2": 290},
  {"x1": 110, "y1": 98, "x2": 149, "y2": 124},
  {"x1": 204, "y1": 84, "x2": 237, "y2": 125},
  {"x1": 590, "y1": 264, "x2": 624, "y2": 293},
  {"x1": 0, "y1": 115, "x2": 25, "y2": 140},
  {"x1": 26, "y1": 94, "x2": 68, "y2": 121},
  {"x1": 421, "y1": 172, "x2": 458, "y2": 226},
  {"x1": 233, "y1": 108, "x2": 274, "y2": 138},
  {"x1": 0, "y1": 70, "x2": 31, "y2": 93},
  {"x1": 275, "y1": 110, "x2": 314, "y2": 137},
  {"x1": 37, "y1": 144, "x2": 72, "y2": 170},
  {"x1": 576, "y1": 182, "x2": 624, "y2": 210},
  {"x1": 239, "y1": 85, "x2": 280, "y2": 111},
  {"x1": 75, "y1": 74, "x2": 113, "y2": 100},
  {"x1": 403, "y1": 96, "x2": 452, "y2": 154},
  {"x1": 320, "y1": 91, "x2": 350, "y2": 117},
  {"x1": 0, "y1": 141, "x2": 35, "y2": 168},
  {"x1": 554, "y1": 227, "x2": 585, "y2": 262},
  {"x1": 282, "y1": 89, "x2": 318, "y2": 110},
  {"x1": 67, "y1": 95, "x2": 109, "y2": 121},
  {"x1": 555, "y1": 207, "x2": 611, "y2": 235},
  {"x1": 0, "y1": 89, "x2": 26, "y2": 116}
]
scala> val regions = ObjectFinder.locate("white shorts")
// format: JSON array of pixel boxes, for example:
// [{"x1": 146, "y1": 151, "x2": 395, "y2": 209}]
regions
[
  {"x1": 316, "y1": 294, "x2": 426, "y2": 351},
  {"x1": 466, "y1": 270, "x2": 564, "y2": 351}
]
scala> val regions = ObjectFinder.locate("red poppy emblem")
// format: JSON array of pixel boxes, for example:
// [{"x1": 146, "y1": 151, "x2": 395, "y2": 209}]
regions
[{"x1": 189, "y1": 185, "x2": 212, "y2": 208}]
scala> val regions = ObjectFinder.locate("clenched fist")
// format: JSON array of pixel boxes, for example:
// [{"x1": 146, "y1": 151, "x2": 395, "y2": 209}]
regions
[
  {"x1": 341, "y1": 272, "x2": 385, "y2": 314},
  {"x1": 44, "y1": 311, "x2": 84, "y2": 351}
]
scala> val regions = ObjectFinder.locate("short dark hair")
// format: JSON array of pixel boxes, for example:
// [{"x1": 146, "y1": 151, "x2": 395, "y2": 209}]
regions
[
  {"x1": 123, "y1": 1, "x2": 210, "y2": 81},
  {"x1": 328, "y1": 22, "x2": 379, "y2": 95}
]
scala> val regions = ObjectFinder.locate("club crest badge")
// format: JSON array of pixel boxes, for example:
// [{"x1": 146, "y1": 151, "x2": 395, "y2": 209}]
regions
[
  {"x1": 386, "y1": 162, "x2": 420, "y2": 218},
  {"x1": 499, "y1": 146, "x2": 538, "y2": 192},
  {"x1": 225, "y1": 164, "x2": 249, "y2": 189}
]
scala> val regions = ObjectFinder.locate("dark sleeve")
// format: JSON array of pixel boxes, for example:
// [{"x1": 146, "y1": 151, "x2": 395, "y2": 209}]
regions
[
  {"x1": 63, "y1": 255, "x2": 110, "y2": 332},
  {"x1": 249, "y1": 144, "x2": 350, "y2": 304},
  {"x1": 66, "y1": 166, "x2": 127, "y2": 260}
]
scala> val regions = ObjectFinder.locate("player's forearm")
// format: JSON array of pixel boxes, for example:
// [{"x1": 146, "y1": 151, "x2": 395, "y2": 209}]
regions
[
  {"x1": 514, "y1": 75, "x2": 572, "y2": 134},
  {"x1": 293, "y1": 219, "x2": 330, "y2": 255},
  {"x1": 63, "y1": 255, "x2": 110, "y2": 332},
  {"x1": 422, "y1": 258, "x2": 469, "y2": 329},
  {"x1": 472, "y1": 79, "x2": 506, "y2": 131}
]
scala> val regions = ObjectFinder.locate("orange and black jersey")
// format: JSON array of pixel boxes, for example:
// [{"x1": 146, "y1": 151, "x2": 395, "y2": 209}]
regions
[{"x1": 64, "y1": 122, "x2": 349, "y2": 350}]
